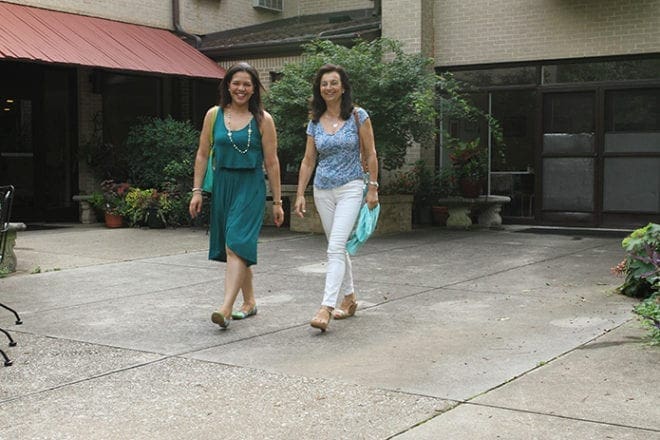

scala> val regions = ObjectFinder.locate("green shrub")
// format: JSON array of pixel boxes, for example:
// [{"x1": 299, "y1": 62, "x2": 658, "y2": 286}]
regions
[
  {"x1": 612, "y1": 223, "x2": 660, "y2": 344},
  {"x1": 124, "y1": 116, "x2": 199, "y2": 189},
  {"x1": 612, "y1": 223, "x2": 660, "y2": 299},
  {"x1": 633, "y1": 292, "x2": 660, "y2": 345}
]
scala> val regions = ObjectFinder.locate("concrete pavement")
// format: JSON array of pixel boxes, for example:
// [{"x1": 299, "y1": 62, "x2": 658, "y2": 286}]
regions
[{"x1": 0, "y1": 224, "x2": 658, "y2": 439}]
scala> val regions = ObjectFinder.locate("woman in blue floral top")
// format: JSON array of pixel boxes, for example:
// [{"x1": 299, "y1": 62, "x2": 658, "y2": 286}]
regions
[{"x1": 294, "y1": 64, "x2": 379, "y2": 332}]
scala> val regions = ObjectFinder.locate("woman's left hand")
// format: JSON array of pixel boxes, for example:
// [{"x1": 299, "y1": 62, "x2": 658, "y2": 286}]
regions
[
  {"x1": 365, "y1": 187, "x2": 379, "y2": 210},
  {"x1": 272, "y1": 205, "x2": 284, "y2": 227}
]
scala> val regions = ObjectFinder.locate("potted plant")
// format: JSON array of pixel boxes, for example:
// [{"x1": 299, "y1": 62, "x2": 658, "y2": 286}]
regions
[
  {"x1": 430, "y1": 167, "x2": 455, "y2": 226},
  {"x1": 124, "y1": 187, "x2": 173, "y2": 228},
  {"x1": 90, "y1": 180, "x2": 131, "y2": 227},
  {"x1": 447, "y1": 138, "x2": 488, "y2": 198}
]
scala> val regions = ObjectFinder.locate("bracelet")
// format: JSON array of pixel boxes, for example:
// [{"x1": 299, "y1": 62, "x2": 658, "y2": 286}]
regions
[
  {"x1": 367, "y1": 180, "x2": 379, "y2": 188},
  {"x1": 191, "y1": 187, "x2": 203, "y2": 193},
  {"x1": 272, "y1": 200, "x2": 283, "y2": 205}
]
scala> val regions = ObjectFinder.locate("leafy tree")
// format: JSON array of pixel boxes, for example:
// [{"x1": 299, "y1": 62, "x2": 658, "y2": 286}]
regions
[{"x1": 266, "y1": 38, "x2": 438, "y2": 171}]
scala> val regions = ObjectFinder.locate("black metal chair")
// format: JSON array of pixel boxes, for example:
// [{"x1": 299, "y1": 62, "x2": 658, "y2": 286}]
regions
[{"x1": 0, "y1": 185, "x2": 22, "y2": 366}]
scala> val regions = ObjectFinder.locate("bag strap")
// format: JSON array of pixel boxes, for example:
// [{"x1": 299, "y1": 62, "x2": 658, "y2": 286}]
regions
[
  {"x1": 209, "y1": 106, "x2": 219, "y2": 146},
  {"x1": 353, "y1": 108, "x2": 368, "y2": 173}
]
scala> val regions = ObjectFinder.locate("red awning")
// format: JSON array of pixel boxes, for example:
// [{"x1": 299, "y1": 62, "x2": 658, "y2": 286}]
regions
[{"x1": 0, "y1": 2, "x2": 224, "y2": 79}]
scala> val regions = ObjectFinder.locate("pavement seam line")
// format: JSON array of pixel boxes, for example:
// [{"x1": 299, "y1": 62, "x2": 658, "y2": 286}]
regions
[
  {"x1": 382, "y1": 317, "x2": 654, "y2": 436},
  {"x1": 0, "y1": 356, "x2": 170, "y2": 406},
  {"x1": 459, "y1": 400, "x2": 660, "y2": 433}
]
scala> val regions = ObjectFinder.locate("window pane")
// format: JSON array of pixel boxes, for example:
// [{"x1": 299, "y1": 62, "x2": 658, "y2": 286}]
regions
[
  {"x1": 542, "y1": 158, "x2": 594, "y2": 211},
  {"x1": 603, "y1": 158, "x2": 660, "y2": 213},
  {"x1": 491, "y1": 90, "x2": 536, "y2": 172},
  {"x1": 605, "y1": 133, "x2": 660, "y2": 153},
  {"x1": 605, "y1": 89, "x2": 660, "y2": 153},
  {"x1": 543, "y1": 93, "x2": 594, "y2": 154},
  {"x1": 543, "y1": 133, "x2": 594, "y2": 154},
  {"x1": 544, "y1": 93, "x2": 594, "y2": 133},
  {"x1": 450, "y1": 66, "x2": 537, "y2": 87},
  {"x1": 606, "y1": 89, "x2": 660, "y2": 132},
  {"x1": 542, "y1": 58, "x2": 660, "y2": 84}
]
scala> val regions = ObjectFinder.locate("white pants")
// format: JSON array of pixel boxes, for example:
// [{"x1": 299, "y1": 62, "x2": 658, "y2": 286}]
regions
[{"x1": 314, "y1": 179, "x2": 364, "y2": 308}]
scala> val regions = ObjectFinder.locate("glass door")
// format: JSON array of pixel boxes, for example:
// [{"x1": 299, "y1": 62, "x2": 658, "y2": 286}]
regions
[
  {"x1": 489, "y1": 90, "x2": 537, "y2": 220},
  {"x1": 0, "y1": 97, "x2": 35, "y2": 214},
  {"x1": 540, "y1": 92, "x2": 597, "y2": 225},
  {"x1": 0, "y1": 62, "x2": 77, "y2": 222},
  {"x1": 602, "y1": 88, "x2": 660, "y2": 226}
]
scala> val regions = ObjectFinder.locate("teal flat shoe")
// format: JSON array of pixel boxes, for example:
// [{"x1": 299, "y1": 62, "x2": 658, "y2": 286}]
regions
[
  {"x1": 232, "y1": 306, "x2": 258, "y2": 320},
  {"x1": 211, "y1": 311, "x2": 230, "y2": 328}
]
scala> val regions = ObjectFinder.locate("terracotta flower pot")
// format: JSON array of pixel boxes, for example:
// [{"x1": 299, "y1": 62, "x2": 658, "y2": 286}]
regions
[
  {"x1": 104, "y1": 212, "x2": 124, "y2": 228},
  {"x1": 431, "y1": 206, "x2": 449, "y2": 226},
  {"x1": 458, "y1": 178, "x2": 483, "y2": 198}
]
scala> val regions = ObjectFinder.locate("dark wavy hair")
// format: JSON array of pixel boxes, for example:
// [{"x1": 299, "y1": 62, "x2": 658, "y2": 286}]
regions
[
  {"x1": 310, "y1": 64, "x2": 354, "y2": 123},
  {"x1": 219, "y1": 62, "x2": 264, "y2": 125}
]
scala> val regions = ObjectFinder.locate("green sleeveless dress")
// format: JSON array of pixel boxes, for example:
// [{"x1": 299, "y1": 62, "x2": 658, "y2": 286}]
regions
[{"x1": 208, "y1": 107, "x2": 265, "y2": 266}]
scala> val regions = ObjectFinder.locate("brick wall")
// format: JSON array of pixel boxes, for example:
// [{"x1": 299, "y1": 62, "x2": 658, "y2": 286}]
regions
[
  {"x1": 4, "y1": 0, "x2": 376, "y2": 37},
  {"x1": 220, "y1": 56, "x2": 304, "y2": 90},
  {"x1": 434, "y1": 0, "x2": 660, "y2": 66},
  {"x1": 2, "y1": 0, "x2": 255, "y2": 33},
  {"x1": 1, "y1": 0, "x2": 171, "y2": 28},
  {"x1": 291, "y1": 0, "x2": 374, "y2": 16},
  {"x1": 188, "y1": 0, "x2": 375, "y2": 35},
  {"x1": 382, "y1": 0, "x2": 426, "y2": 55}
]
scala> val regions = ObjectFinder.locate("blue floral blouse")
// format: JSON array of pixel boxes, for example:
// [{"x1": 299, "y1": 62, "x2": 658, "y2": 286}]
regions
[{"x1": 307, "y1": 107, "x2": 369, "y2": 189}]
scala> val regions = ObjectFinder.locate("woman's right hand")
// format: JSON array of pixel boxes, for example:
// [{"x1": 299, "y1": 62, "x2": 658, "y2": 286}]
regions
[
  {"x1": 293, "y1": 195, "x2": 306, "y2": 218},
  {"x1": 189, "y1": 192, "x2": 203, "y2": 218}
]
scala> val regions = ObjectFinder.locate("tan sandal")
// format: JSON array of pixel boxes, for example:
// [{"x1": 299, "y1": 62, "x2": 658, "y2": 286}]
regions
[
  {"x1": 310, "y1": 307, "x2": 332, "y2": 332},
  {"x1": 333, "y1": 294, "x2": 357, "y2": 320}
]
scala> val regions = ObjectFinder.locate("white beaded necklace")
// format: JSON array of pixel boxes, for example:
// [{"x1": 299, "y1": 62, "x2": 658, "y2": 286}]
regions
[{"x1": 226, "y1": 108, "x2": 252, "y2": 154}]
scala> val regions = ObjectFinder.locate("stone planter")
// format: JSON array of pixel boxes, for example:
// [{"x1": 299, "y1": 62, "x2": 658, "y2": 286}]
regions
[
  {"x1": 290, "y1": 193, "x2": 413, "y2": 235},
  {"x1": 375, "y1": 194, "x2": 413, "y2": 234}
]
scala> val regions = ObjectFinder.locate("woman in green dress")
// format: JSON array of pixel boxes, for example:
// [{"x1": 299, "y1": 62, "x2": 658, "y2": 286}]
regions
[{"x1": 189, "y1": 62, "x2": 284, "y2": 329}]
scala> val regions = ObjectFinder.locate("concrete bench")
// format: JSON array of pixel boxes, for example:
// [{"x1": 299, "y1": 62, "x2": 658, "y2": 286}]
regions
[
  {"x1": 437, "y1": 195, "x2": 511, "y2": 229},
  {"x1": 1, "y1": 222, "x2": 26, "y2": 273}
]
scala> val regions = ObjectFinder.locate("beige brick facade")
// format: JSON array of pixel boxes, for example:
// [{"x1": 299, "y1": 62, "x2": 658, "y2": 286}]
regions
[
  {"x1": 433, "y1": 0, "x2": 660, "y2": 66},
  {"x1": 382, "y1": 0, "x2": 434, "y2": 56},
  {"x1": 221, "y1": 56, "x2": 304, "y2": 90},
  {"x1": 288, "y1": 0, "x2": 374, "y2": 17},
  {"x1": 10, "y1": 0, "x2": 657, "y2": 66},
  {"x1": 1, "y1": 0, "x2": 171, "y2": 28}
]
